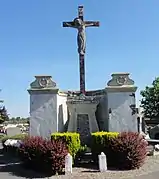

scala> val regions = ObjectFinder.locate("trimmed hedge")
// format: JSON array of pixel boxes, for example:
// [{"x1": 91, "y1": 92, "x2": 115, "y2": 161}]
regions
[
  {"x1": 91, "y1": 132, "x2": 119, "y2": 162},
  {"x1": 51, "y1": 132, "x2": 81, "y2": 159}
]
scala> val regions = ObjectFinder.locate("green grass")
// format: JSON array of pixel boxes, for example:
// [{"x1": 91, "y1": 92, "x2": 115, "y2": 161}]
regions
[{"x1": 0, "y1": 134, "x2": 5, "y2": 141}]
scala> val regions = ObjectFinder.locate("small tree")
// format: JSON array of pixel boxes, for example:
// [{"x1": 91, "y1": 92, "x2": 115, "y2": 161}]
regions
[
  {"x1": 0, "y1": 106, "x2": 9, "y2": 124},
  {"x1": 140, "y1": 77, "x2": 159, "y2": 118}
]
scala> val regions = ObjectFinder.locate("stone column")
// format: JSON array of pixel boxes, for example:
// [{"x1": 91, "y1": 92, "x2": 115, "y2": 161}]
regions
[
  {"x1": 28, "y1": 76, "x2": 59, "y2": 139},
  {"x1": 106, "y1": 73, "x2": 138, "y2": 132}
]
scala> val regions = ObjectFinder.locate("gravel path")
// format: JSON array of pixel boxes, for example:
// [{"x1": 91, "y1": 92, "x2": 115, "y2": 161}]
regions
[
  {"x1": 53, "y1": 155, "x2": 159, "y2": 179},
  {"x1": 1, "y1": 153, "x2": 159, "y2": 179}
]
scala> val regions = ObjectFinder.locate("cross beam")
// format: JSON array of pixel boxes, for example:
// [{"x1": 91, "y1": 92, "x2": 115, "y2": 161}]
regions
[{"x1": 63, "y1": 6, "x2": 99, "y2": 94}]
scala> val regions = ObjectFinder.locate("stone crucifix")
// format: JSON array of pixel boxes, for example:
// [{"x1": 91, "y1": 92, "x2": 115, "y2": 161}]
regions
[{"x1": 63, "y1": 6, "x2": 100, "y2": 94}]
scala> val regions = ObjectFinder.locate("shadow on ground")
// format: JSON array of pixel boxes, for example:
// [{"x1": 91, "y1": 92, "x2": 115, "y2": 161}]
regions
[
  {"x1": 74, "y1": 162, "x2": 99, "y2": 173},
  {"x1": 74, "y1": 160, "x2": 126, "y2": 173},
  {"x1": 0, "y1": 149, "x2": 52, "y2": 178}
]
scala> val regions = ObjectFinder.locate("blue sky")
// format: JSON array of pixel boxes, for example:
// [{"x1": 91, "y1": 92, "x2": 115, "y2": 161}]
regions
[{"x1": 0, "y1": 0, "x2": 159, "y2": 117}]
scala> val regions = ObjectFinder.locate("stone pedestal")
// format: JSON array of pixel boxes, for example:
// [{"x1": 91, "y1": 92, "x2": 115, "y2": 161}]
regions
[
  {"x1": 28, "y1": 76, "x2": 59, "y2": 139},
  {"x1": 67, "y1": 95, "x2": 99, "y2": 145},
  {"x1": 106, "y1": 73, "x2": 138, "y2": 132}
]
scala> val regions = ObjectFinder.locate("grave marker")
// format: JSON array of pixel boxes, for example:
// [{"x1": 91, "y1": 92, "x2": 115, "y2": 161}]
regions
[{"x1": 6, "y1": 127, "x2": 22, "y2": 137}]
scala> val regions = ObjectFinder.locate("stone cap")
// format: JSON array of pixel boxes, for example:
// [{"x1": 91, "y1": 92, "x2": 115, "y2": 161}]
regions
[
  {"x1": 34, "y1": 75, "x2": 52, "y2": 78},
  {"x1": 107, "y1": 73, "x2": 135, "y2": 86},
  {"x1": 28, "y1": 76, "x2": 58, "y2": 92},
  {"x1": 106, "y1": 73, "x2": 137, "y2": 92}
]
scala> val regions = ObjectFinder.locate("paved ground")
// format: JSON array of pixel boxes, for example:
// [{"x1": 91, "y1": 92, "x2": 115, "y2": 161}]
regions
[
  {"x1": 0, "y1": 142, "x2": 159, "y2": 179},
  {"x1": 132, "y1": 171, "x2": 159, "y2": 179}
]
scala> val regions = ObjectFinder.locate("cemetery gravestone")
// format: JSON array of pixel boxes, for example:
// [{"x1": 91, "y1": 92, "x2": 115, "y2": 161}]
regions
[{"x1": 6, "y1": 127, "x2": 22, "y2": 137}]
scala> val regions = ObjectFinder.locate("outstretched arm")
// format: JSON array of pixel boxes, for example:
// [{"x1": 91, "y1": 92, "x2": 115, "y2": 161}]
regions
[
  {"x1": 63, "y1": 22, "x2": 76, "y2": 28},
  {"x1": 85, "y1": 21, "x2": 100, "y2": 27}
]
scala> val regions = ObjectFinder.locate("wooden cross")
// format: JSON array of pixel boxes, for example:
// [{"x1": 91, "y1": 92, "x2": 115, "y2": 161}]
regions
[{"x1": 63, "y1": 6, "x2": 100, "y2": 95}]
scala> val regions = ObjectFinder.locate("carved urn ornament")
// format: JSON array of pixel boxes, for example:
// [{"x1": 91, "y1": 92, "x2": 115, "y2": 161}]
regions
[
  {"x1": 38, "y1": 77, "x2": 48, "y2": 88},
  {"x1": 116, "y1": 76, "x2": 127, "y2": 85},
  {"x1": 107, "y1": 73, "x2": 135, "y2": 87},
  {"x1": 29, "y1": 75, "x2": 57, "y2": 90}
]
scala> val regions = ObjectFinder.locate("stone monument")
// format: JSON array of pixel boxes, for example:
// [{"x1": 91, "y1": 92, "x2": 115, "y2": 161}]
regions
[
  {"x1": 106, "y1": 73, "x2": 138, "y2": 132},
  {"x1": 28, "y1": 76, "x2": 68, "y2": 138},
  {"x1": 28, "y1": 6, "x2": 139, "y2": 141},
  {"x1": 63, "y1": 6, "x2": 100, "y2": 144}
]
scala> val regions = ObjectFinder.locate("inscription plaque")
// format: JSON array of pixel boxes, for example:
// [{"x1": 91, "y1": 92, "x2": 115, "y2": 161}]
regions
[{"x1": 77, "y1": 114, "x2": 90, "y2": 145}]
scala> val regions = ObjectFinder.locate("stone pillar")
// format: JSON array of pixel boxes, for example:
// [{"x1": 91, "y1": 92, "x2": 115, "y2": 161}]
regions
[
  {"x1": 28, "y1": 76, "x2": 59, "y2": 139},
  {"x1": 106, "y1": 73, "x2": 138, "y2": 132},
  {"x1": 67, "y1": 96, "x2": 99, "y2": 145}
]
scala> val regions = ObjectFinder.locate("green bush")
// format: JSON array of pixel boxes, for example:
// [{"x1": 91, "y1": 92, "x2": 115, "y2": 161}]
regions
[
  {"x1": 0, "y1": 134, "x2": 5, "y2": 141},
  {"x1": 51, "y1": 132, "x2": 81, "y2": 159},
  {"x1": 91, "y1": 132, "x2": 119, "y2": 162},
  {"x1": 2, "y1": 133, "x2": 27, "y2": 147}
]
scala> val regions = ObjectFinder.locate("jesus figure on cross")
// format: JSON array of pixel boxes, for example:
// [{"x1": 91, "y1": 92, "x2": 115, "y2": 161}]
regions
[
  {"x1": 63, "y1": 6, "x2": 99, "y2": 94},
  {"x1": 63, "y1": 17, "x2": 99, "y2": 55}
]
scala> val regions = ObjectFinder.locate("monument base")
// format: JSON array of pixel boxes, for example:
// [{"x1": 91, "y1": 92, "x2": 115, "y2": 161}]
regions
[{"x1": 67, "y1": 95, "x2": 99, "y2": 145}]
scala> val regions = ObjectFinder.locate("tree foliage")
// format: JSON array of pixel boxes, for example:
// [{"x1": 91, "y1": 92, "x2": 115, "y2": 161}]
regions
[
  {"x1": 9, "y1": 117, "x2": 29, "y2": 124},
  {"x1": 0, "y1": 106, "x2": 9, "y2": 124},
  {"x1": 140, "y1": 77, "x2": 159, "y2": 118}
]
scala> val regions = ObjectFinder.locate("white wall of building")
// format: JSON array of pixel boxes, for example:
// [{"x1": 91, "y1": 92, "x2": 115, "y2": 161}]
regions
[{"x1": 57, "y1": 94, "x2": 68, "y2": 132}]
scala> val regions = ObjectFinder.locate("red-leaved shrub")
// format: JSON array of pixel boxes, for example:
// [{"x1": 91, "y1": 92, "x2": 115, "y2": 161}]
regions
[
  {"x1": 18, "y1": 136, "x2": 68, "y2": 175},
  {"x1": 108, "y1": 132, "x2": 148, "y2": 170}
]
